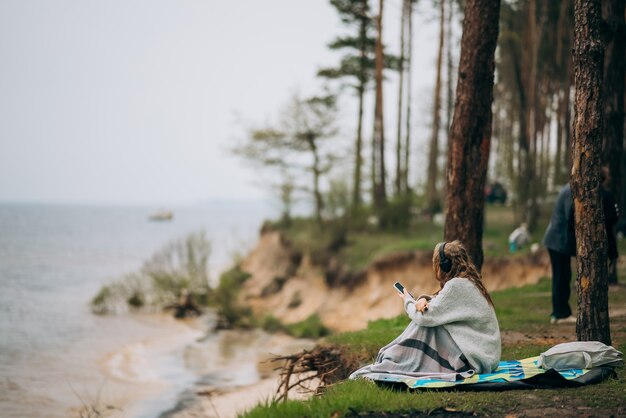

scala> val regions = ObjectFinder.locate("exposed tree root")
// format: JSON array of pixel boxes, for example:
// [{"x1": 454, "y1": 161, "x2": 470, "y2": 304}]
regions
[{"x1": 271, "y1": 345, "x2": 361, "y2": 402}]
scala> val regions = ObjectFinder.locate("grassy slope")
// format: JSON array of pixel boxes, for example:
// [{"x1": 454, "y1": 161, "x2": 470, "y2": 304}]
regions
[
  {"x1": 283, "y1": 205, "x2": 554, "y2": 273},
  {"x1": 242, "y1": 205, "x2": 626, "y2": 417},
  {"x1": 241, "y1": 276, "x2": 626, "y2": 418}
]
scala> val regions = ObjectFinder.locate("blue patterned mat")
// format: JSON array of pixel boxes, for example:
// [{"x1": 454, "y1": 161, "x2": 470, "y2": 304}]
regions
[{"x1": 369, "y1": 356, "x2": 596, "y2": 389}]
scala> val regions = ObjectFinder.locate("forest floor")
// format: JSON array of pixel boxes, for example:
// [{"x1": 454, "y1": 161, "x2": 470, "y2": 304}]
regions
[{"x1": 240, "y1": 271, "x2": 626, "y2": 418}]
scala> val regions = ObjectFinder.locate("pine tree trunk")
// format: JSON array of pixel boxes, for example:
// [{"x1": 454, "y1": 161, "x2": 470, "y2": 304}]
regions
[
  {"x1": 510, "y1": 29, "x2": 529, "y2": 223},
  {"x1": 372, "y1": 0, "x2": 387, "y2": 209},
  {"x1": 516, "y1": 135, "x2": 524, "y2": 224},
  {"x1": 446, "y1": 0, "x2": 455, "y2": 135},
  {"x1": 602, "y1": 0, "x2": 625, "y2": 214},
  {"x1": 443, "y1": 0, "x2": 501, "y2": 271},
  {"x1": 564, "y1": 52, "x2": 573, "y2": 175},
  {"x1": 395, "y1": 0, "x2": 407, "y2": 196},
  {"x1": 444, "y1": 0, "x2": 454, "y2": 211},
  {"x1": 523, "y1": 0, "x2": 537, "y2": 228},
  {"x1": 426, "y1": 0, "x2": 446, "y2": 213},
  {"x1": 308, "y1": 135, "x2": 324, "y2": 223},
  {"x1": 525, "y1": 0, "x2": 544, "y2": 232},
  {"x1": 505, "y1": 102, "x2": 515, "y2": 184},
  {"x1": 571, "y1": 0, "x2": 611, "y2": 345},
  {"x1": 554, "y1": 0, "x2": 572, "y2": 187},
  {"x1": 352, "y1": 19, "x2": 368, "y2": 210},
  {"x1": 538, "y1": 4, "x2": 549, "y2": 199},
  {"x1": 536, "y1": 101, "x2": 546, "y2": 197},
  {"x1": 403, "y1": 0, "x2": 413, "y2": 194},
  {"x1": 555, "y1": 89, "x2": 564, "y2": 187},
  {"x1": 353, "y1": 83, "x2": 365, "y2": 209},
  {"x1": 542, "y1": 111, "x2": 551, "y2": 194}
]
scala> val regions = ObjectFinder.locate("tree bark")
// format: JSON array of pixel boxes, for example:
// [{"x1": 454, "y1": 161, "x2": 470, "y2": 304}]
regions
[
  {"x1": 601, "y1": 0, "x2": 625, "y2": 214},
  {"x1": 443, "y1": 0, "x2": 501, "y2": 271},
  {"x1": 564, "y1": 51, "x2": 574, "y2": 175},
  {"x1": 508, "y1": 25, "x2": 529, "y2": 223},
  {"x1": 520, "y1": 0, "x2": 537, "y2": 228},
  {"x1": 306, "y1": 134, "x2": 324, "y2": 223},
  {"x1": 446, "y1": 0, "x2": 455, "y2": 135},
  {"x1": 541, "y1": 109, "x2": 551, "y2": 195},
  {"x1": 403, "y1": 0, "x2": 414, "y2": 194},
  {"x1": 372, "y1": 0, "x2": 387, "y2": 209},
  {"x1": 426, "y1": 0, "x2": 446, "y2": 213},
  {"x1": 395, "y1": 0, "x2": 407, "y2": 196},
  {"x1": 555, "y1": 88, "x2": 564, "y2": 187},
  {"x1": 571, "y1": 0, "x2": 611, "y2": 345},
  {"x1": 352, "y1": 17, "x2": 368, "y2": 210},
  {"x1": 554, "y1": 0, "x2": 573, "y2": 187},
  {"x1": 524, "y1": 0, "x2": 546, "y2": 232}
]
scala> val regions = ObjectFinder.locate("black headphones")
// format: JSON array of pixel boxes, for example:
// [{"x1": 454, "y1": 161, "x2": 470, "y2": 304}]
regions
[{"x1": 439, "y1": 242, "x2": 452, "y2": 273}]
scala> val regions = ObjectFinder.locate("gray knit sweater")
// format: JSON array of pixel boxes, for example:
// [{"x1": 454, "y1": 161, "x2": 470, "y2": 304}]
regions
[{"x1": 403, "y1": 277, "x2": 501, "y2": 373}]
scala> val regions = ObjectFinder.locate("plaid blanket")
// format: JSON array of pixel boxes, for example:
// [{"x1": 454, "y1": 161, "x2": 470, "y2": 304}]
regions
[{"x1": 349, "y1": 321, "x2": 474, "y2": 382}]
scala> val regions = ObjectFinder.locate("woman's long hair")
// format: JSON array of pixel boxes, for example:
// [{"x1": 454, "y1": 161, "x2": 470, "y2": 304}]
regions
[{"x1": 432, "y1": 240, "x2": 494, "y2": 307}]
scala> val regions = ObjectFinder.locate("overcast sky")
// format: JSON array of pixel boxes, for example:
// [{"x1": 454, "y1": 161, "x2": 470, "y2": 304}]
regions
[{"x1": 0, "y1": 0, "x2": 445, "y2": 206}]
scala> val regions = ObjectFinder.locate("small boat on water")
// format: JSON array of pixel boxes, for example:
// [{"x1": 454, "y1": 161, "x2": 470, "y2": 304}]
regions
[{"x1": 148, "y1": 210, "x2": 173, "y2": 221}]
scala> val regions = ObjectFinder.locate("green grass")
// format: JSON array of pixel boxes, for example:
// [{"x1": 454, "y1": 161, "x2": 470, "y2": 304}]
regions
[
  {"x1": 280, "y1": 204, "x2": 557, "y2": 273},
  {"x1": 242, "y1": 366, "x2": 626, "y2": 418},
  {"x1": 211, "y1": 266, "x2": 254, "y2": 328},
  {"x1": 241, "y1": 274, "x2": 626, "y2": 418},
  {"x1": 339, "y1": 227, "x2": 442, "y2": 271},
  {"x1": 285, "y1": 314, "x2": 331, "y2": 339},
  {"x1": 259, "y1": 313, "x2": 331, "y2": 339},
  {"x1": 326, "y1": 315, "x2": 411, "y2": 354},
  {"x1": 243, "y1": 204, "x2": 626, "y2": 417},
  {"x1": 491, "y1": 277, "x2": 553, "y2": 331}
]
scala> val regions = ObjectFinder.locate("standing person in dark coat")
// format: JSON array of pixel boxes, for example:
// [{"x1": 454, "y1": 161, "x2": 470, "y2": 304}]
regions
[
  {"x1": 544, "y1": 171, "x2": 620, "y2": 324},
  {"x1": 543, "y1": 183, "x2": 576, "y2": 324},
  {"x1": 600, "y1": 167, "x2": 620, "y2": 285}
]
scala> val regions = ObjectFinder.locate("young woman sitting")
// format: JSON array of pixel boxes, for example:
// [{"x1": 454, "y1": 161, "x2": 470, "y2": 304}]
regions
[{"x1": 350, "y1": 241, "x2": 501, "y2": 382}]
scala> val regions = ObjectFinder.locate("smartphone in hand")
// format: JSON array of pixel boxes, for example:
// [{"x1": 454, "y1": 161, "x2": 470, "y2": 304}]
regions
[{"x1": 393, "y1": 281, "x2": 414, "y2": 298}]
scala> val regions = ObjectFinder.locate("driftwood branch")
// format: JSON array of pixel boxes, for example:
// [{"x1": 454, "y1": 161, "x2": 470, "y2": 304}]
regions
[{"x1": 270, "y1": 345, "x2": 359, "y2": 402}]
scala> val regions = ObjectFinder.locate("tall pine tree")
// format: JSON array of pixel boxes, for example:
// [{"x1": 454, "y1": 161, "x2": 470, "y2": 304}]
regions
[
  {"x1": 318, "y1": 0, "x2": 375, "y2": 210},
  {"x1": 444, "y1": 0, "x2": 501, "y2": 271}
]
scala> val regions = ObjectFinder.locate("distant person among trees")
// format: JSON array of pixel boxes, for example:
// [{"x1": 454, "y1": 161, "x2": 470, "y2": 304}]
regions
[
  {"x1": 544, "y1": 170, "x2": 620, "y2": 323},
  {"x1": 350, "y1": 241, "x2": 501, "y2": 382},
  {"x1": 543, "y1": 183, "x2": 577, "y2": 324},
  {"x1": 508, "y1": 223, "x2": 531, "y2": 253}
]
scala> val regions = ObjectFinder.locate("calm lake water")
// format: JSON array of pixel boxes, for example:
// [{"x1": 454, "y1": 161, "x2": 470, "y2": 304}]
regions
[{"x1": 0, "y1": 202, "x2": 276, "y2": 417}]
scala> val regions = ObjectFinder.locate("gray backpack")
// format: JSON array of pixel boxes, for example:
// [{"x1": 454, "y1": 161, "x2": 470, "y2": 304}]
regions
[{"x1": 538, "y1": 341, "x2": 623, "y2": 370}]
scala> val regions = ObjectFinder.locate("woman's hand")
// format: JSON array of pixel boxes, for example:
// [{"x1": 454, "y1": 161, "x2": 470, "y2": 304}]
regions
[
  {"x1": 396, "y1": 289, "x2": 407, "y2": 299},
  {"x1": 415, "y1": 297, "x2": 429, "y2": 313}
]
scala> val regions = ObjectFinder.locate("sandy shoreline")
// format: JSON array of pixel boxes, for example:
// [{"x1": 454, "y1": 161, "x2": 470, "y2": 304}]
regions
[
  {"x1": 161, "y1": 332, "x2": 317, "y2": 418},
  {"x1": 164, "y1": 376, "x2": 281, "y2": 418},
  {"x1": 181, "y1": 373, "x2": 320, "y2": 418},
  {"x1": 63, "y1": 313, "x2": 204, "y2": 418},
  {"x1": 71, "y1": 314, "x2": 316, "y2": 418}
]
